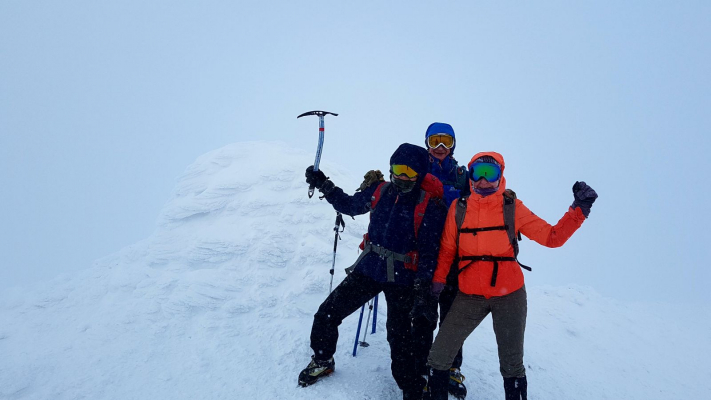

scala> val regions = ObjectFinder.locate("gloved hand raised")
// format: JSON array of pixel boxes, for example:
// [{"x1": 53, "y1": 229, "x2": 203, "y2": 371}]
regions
[
  {"x1": 410, "y1": 279, "x2": 439, "y2": 324},
  {"x1": 571, "y1": 181, "x2": 598, "y2": 218},
  {"x1": 305, "y1": 166, "x2": 327, "y2": 188},
  {"x1": 305, "y1": 166, "x2": 336, "y2": 195}
]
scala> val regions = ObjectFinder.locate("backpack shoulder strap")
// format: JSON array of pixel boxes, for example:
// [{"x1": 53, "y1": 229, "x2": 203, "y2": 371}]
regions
[
  {"x1": 454, "y1": 196, "x2": 468, "y2": 249},
  {"x1": 369, "y1": 182, "x2": 389, "y2": 211},
  {"x1": 502, "y1": 194, "x2": 519, "y2": 258},
  {"x1": 502, "y1": 190, "x2": 532, "y2": 271},
  {"x1": 455, "y1": 166, "x2": 470, "y2": 195},
  {"x1": 413, "y1": 190, "x2": 431, "y2": 238}
]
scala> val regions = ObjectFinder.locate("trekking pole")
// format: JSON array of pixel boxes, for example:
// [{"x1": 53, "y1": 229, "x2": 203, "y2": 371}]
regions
[
  {"x1": 359, "y1": 297, "x2": 375, "y2": 348},
  {"x1": 297, "y1": 110, "x2": 338, "y2": 198},
  {"x1": 353, "y1": 303, "x2": 366, "y2": 357},
  {"x1": 329, "y1": 213, "x2": 346, "y2": 293},
  {"x1": 371, "y1": 293, "x2": 378, "y2": 334}
]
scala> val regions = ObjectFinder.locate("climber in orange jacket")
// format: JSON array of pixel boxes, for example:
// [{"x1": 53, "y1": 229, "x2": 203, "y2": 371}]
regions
[{"x1": 426, "y1": 151, "x2": 598, "y2": 400}]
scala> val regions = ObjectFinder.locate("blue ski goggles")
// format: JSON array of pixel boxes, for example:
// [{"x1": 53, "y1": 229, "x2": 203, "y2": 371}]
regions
[{"x1": 469, "y1": 162, "x2": 501, "y2": 183}]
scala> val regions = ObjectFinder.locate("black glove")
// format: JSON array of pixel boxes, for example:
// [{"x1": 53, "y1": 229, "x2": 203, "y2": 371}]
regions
[
  {"x1": 410, "y1": 279, "x2": 438, "y2": 324},
  {"x1": 431, "y1": 281, "x2": 445, "y2": 300},
  {"x1": 305, "y1": 165, "x2": 328, "y2": 188},
  {"x1": 305, "y1": 166, "x2": 337, "y2": 196},
  {"x1": 571, "y1": 181, "x2": 598, "y2": 218}
]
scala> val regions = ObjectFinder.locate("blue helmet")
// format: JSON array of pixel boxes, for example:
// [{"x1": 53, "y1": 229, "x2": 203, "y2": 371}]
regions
[{"x1": 425, "y1": 122, "x2": 456, "y2": 155}]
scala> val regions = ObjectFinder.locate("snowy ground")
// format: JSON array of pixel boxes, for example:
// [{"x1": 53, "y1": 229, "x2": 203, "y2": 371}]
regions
[{"x1": 1, "y1": 141, "x2": 709, "y2": 400}]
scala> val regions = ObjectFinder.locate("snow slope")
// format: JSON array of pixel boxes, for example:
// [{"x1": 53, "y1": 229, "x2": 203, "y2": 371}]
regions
[{"x1": 1, "y1": 141, "x2": 709, "y2": 400}]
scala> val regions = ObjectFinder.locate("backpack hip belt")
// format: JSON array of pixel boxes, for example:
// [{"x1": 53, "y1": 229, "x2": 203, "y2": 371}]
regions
[
  {"x1": 346, "y1": 241, "x2": 417, "y2": 283},
  {"x1": 458, "y1": 255, "x2": 518, "y2": 287}
]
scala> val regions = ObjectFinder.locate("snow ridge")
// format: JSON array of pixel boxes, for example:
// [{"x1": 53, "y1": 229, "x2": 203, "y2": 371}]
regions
[{"x1": 0, "y1": 141, "x2": 708, "y2": 399}]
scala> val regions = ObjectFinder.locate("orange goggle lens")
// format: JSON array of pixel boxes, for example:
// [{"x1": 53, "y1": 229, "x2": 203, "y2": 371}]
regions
[
  {"x1": 427, "y1": 134, "x2": 455, "y2": 149},
  {"x1": 390, "y1": 164, "x2": 418, "y2": 179}
]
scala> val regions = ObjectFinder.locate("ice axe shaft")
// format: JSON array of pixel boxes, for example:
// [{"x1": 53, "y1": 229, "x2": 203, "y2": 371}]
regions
[{"x1": 297, "y1": 110, "x2": 338, "y2": 198}]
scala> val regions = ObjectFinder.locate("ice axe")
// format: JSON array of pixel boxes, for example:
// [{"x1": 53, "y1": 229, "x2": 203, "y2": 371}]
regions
[{"x1": 297, "y1": 110, "x2": 338, "y2": 198}]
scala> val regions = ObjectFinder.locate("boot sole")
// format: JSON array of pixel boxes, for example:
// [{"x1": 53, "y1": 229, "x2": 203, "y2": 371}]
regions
[
  {"x1": 448, "y1": 382, "x2": 467, "y2": 399},
  {"x1": 298, "y1": 368, "x2": 334, "y2": 387}
]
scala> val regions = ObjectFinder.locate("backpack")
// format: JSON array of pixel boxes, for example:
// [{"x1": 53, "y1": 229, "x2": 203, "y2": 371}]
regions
[
  {"x1": 357, "y1": 174, "x2": 443, "y2": 271},
  {"x1": 454, "y1": 191, "x2": 531, "y2": 287},
  {"x1": 453, "y1": 165, "x2": 470, "y2": 197}
]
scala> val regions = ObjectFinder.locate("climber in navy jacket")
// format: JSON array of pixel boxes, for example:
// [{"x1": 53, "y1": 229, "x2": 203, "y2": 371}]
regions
[{"x1": 298, "y1": 143, "x2": 447, "y2": 400}]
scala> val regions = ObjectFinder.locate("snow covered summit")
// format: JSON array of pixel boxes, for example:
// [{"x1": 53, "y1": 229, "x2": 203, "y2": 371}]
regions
[{"x1": 0, "y1": 141, "x2": 708, "y2": 399}]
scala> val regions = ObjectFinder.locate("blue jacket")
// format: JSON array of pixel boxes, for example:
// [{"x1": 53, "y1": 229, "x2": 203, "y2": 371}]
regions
[{"x1": 428, "y1": 155, "x2": 470, "y2": 205}]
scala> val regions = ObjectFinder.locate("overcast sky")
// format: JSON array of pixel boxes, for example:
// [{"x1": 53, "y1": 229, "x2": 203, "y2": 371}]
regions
[{"x1": 2, "y1": 1, "x2": 709, "y2": 305}]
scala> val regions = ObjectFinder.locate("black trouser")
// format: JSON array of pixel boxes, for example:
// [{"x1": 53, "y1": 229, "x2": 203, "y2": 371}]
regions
[
  {"x1": 310, "y1": 271, "x2": 425, "y2": 393},
  {"x1": 411, "y1": 282, "x2": 463, "y2": 374}
]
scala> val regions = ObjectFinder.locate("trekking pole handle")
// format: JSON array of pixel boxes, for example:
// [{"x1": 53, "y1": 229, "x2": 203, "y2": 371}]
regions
[{"x1": 335, "y1": 213, "x2": 345, "y2": 232}]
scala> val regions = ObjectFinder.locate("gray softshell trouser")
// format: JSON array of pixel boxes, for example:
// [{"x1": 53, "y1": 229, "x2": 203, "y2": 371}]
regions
[{"x1": 428, "y1": 286, "x2": 527, "y2": 378}]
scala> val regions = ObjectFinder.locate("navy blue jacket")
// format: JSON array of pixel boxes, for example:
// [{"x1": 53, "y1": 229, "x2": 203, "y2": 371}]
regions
[
  {"x1": 428, "y1": 155, "x2": 470, "y2": 205},
  {"x1": 324, "y1": 182, "x2": 447, "y2": 285}
]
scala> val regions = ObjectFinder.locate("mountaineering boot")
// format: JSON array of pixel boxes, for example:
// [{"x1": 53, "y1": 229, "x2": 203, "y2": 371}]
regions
[
  {"x1": 427, "y1": 368, "x2": 450, "y2": 400},
  {"x1": 448, "y1": 367, "x2": 467, "y2": 399},
  {"x1": 503, "y1": 376, "x2": 528, "y2": 400},
  {"x1": 298, "y1": 356, "x2": 335, "y2": 387},
  {"x1": 403, "y1": 372, "x2": 428, "y2": 400}
]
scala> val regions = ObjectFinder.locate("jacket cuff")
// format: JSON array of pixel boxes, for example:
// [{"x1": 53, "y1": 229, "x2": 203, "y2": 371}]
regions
[{"x1": 569, "y1": 206, "x2": 587, "y2": 221}]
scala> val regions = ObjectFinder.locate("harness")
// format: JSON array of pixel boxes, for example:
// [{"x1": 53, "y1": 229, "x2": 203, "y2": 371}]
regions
[
  {"x1": 346, "y1": 182, "x2": 433, "y2": 282},
  {"x1": 455, "y1": 193, "x2": 532, "y2": 287}
]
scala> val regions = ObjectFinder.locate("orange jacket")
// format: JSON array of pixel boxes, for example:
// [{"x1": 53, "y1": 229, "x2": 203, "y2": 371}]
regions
[{"x1": 433, "y1": 151, "x2": 586, "y2": 298}]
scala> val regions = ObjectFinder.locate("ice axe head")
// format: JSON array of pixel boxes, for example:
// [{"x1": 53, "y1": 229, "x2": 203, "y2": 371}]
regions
[{"x1": 297, "y1": 110, "x2": 339, "y2": 119}]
